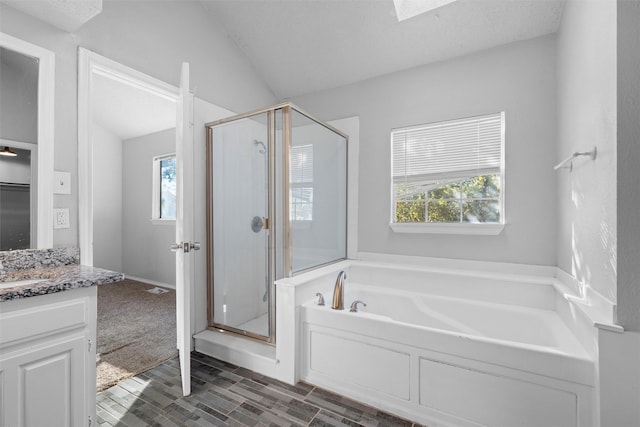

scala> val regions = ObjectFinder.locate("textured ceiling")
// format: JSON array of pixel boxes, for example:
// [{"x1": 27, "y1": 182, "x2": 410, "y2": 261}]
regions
[
  {"x1": 202, "y1": 0, "x2": 565, "y2": 99},
  {"x1": 1, "y1": 0, "x2": 102, "y2": 32}
]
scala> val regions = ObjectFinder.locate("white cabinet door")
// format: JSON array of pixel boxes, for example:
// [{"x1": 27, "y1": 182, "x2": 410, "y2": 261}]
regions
[
  {"x1": 0, "y1": 287, "x2": 96, "y2": 427},
  {"x1": 0, "y1": 335, "x2": 86, "y2": 427}
]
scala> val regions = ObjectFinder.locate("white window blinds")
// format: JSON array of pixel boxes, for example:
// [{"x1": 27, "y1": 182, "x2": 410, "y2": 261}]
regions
[
  {"x1": 392, "y1": 112, "x2": 504, "y2": 183},
  {"x1": 290, "y1": 144, "x2": 313, "y2": 183},
  {"x1": 290, "y1": 144, "x2": 314, "y2": 221}
]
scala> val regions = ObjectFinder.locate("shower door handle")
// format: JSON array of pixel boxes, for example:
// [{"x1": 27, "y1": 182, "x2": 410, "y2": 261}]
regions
[{"x1": 251, "y1": 216, "x2": 269, "y2": 233}]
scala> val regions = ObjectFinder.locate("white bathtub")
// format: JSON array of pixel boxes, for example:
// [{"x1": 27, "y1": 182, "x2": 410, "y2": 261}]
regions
[{"x1": 298, "y1": 261, "x2": 595, "y2": 427}]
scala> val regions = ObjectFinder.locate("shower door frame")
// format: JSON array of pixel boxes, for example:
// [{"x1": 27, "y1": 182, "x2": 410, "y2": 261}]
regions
[
  {"x1": 205, "y1": 102, "x2": 349, "y2": 345},
  {"x1": 205, "y1": 108, "x2": 276, "y2": 344}
]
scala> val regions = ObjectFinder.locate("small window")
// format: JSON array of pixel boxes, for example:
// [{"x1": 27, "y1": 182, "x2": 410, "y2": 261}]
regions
[
  {"x1": 290, "y1": 144, "x2": 313, "y2": 221},
  {"x1": 391, "y1": 113, "x2": 504, "y2": 232},
  {"x1": 152, "y1": 153, "x2": 176, "y2": 222}
]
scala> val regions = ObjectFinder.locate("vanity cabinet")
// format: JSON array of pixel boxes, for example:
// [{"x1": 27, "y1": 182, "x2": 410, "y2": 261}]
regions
[{"x1": 0, "y1": 286, "x2": 97, "y2": 427}]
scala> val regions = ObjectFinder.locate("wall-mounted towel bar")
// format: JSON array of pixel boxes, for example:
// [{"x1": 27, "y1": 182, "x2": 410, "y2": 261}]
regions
[{"x1": 554, "y1": 147, "x2": 597, "y2": 172}]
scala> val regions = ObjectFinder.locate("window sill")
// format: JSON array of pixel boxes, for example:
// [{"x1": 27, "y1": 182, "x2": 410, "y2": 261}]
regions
[
  {"x1": 389, "y1": 222, "x2": 504, "y2": 235},
  {"x1": 151, "y1": 218, "x2": 176, "y2": 226}
]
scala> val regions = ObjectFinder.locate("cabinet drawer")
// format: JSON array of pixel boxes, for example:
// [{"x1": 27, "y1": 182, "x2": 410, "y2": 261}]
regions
[{"x1": 0, "y1": 298, "x2": 88, "y2": 347}]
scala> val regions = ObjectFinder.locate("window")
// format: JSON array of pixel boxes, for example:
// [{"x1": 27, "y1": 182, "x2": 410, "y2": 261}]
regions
[
  {"x1": 152, "y1": 153, "x2": 176, "y2": 222},
  {"x1": 290, "y1": 144, "x2": 313, "y2": 221},
  {"x1": 391, "y1": 112, "x2": 504, "y2": 234}
]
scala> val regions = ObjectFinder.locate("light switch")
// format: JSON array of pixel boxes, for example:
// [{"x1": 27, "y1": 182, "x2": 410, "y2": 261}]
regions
[
  {"x1": 53, "y1": 208, "x2": 70, "y2": 229},
  {"x1": 54, "y1": 171, "x2": 71, "y2": 194}
]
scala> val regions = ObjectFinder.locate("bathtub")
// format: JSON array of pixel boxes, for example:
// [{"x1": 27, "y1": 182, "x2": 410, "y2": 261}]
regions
[{"x1": 298, "y1": 261, "x2": 595, "y2": 427}]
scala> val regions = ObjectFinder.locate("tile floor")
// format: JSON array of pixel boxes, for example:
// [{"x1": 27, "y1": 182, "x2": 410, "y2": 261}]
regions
[{"x1": 97, "y1": 352, "x2": 426, "y2": 427}]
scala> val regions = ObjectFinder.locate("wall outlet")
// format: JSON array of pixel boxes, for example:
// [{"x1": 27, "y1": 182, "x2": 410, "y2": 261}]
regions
[{"x1": 53, "y1": 208, "x2": 70, "y2": 229}]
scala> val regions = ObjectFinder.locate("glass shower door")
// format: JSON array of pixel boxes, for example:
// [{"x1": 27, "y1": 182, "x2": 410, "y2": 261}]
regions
[{"x1": 208, "y1": 112, "x2": 272, "y2": 340}]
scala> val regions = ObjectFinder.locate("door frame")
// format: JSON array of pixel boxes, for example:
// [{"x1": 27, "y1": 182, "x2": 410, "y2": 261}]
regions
[
  {"x1": 79, "y1": 49, "x2": 196, "y2": 397},
  {"x1": 205, "y1": 109, "x2": 275, "y2": 344}
]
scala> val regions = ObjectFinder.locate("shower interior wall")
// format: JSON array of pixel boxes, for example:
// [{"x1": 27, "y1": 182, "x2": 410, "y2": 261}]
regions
[{"x1": 212, "y1": 117, "x2": 270, "y2": 330}]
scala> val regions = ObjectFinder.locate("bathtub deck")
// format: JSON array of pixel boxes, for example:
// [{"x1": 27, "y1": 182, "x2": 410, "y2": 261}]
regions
[{"x1": 97, "y1": 351, "x2": 425, "y2": 427}]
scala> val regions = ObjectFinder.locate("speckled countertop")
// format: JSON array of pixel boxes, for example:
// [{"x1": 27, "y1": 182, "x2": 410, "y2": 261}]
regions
[{"x1": 0, "y1": 247, "x2": 124, "y2": 302}]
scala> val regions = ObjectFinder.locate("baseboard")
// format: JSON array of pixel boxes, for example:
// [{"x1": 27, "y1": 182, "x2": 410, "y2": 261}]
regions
[{"x1": 125, "y1": 275, "x2": 175, "y2": 290}]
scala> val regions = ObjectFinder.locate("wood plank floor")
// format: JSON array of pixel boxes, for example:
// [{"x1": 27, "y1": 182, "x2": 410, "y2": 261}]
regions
[{"x1": 97, "y1": 352, "x2": 426, "y2": 427}]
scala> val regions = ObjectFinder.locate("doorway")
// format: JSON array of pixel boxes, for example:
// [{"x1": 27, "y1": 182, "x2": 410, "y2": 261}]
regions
[
  {"x1": 79, "y1": 48, "x2": 238, "y2": 397},
  {"x1": 78, "y1": 49, "x2": 181, "y2": 390}
]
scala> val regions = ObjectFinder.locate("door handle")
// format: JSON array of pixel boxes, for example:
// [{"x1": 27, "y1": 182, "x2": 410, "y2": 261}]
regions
[
  {"x1": 170, "y1": 242, "x2": 201, "y2": 253},
  {"x1": 251, "y1": 216, "x2": 269, "y2": 233}
]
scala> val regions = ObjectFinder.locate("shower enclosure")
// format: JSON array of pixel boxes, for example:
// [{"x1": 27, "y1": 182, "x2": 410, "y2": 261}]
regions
[{"x1": 205, "y1": 103, "x2": 348, "y2": 343}]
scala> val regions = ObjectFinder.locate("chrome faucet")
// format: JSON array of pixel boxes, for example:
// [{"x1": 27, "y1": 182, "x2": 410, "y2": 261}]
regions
[
  {"x1": 332, "y1": 271, "x2": 347, "y2": 310},
  {"x1": 350, "y1": 300, "x2": 367, "y2": 312}
]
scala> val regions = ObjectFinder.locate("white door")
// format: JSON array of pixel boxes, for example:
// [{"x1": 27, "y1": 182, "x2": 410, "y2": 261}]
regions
[{"x1": 174, "y1": 62, "x2": 196, "y2": 397}]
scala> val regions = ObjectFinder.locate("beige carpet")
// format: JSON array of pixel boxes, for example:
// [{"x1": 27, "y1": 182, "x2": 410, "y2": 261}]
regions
[{"x1": 96, "y1": 279, "x2": 177, "y2": 391}]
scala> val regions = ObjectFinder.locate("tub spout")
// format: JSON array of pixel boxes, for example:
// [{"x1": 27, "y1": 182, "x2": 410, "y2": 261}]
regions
[{"x1": 332, "y1": 271, "x2": 347, "y2": 310}]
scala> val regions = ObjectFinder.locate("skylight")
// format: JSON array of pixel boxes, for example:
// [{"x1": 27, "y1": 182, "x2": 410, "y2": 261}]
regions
[{"x1": 393, "y1": 0, "x2": 457, "y2": 22}]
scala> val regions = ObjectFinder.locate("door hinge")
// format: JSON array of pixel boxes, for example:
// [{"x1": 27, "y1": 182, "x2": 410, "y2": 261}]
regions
[
  {"x1": 88, "y1": 339, "x2": 92, "y2": 352},
  {"x1": 88, "y1": 415, "x2": 93, "y2": 426}
]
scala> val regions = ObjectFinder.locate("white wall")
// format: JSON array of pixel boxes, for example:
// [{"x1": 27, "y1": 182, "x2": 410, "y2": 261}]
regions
[
  {"x1": 616, "y1": 0, "x2": 640, "y2": 332},
  {"x1": 294, "y1": 35, "x2": 558, "y2": 266},
  {"x1": 556, "y1": 0, "x2": 617, "y2": 315},
  {"x1": 598, "y1": 329, "x2": 640, "y2": 427},
  {"x1": 122, "y1": 128, "x2": 176, "y2": 287},
  {"x1": 554, "y1": 0, "x2": 640, "y2": 333},
  {"x1": 0, "y1": 48, "x2": 38, "y2": 143},
  {"x1": 92, "y1": 123, "x2": 122, "y2": 272},
  {"x1": 0, "y1": 1, "x2": 276, "y2": 248}
]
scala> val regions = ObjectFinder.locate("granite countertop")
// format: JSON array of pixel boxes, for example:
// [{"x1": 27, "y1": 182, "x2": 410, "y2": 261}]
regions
[
  {"x1": 0, "y1": 247, "x2": 124, "y2": 302},
  {"x1": 0, "y1": 264, "x2": 124, "y2": 302}
]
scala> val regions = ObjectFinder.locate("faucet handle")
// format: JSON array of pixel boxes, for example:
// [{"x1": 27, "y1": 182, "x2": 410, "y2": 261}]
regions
[
  {"x1": 349, "y1": 300, "x2": 367, "y2": 312},
  {"x1": 315, "y1": 292, "x2": 325, "y2": 306}
]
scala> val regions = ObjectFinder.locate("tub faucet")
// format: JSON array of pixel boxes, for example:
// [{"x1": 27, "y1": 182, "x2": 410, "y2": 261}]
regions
[
  {"x1": 332, "y1": 271, "x2": 347, "y2": 310},
  {"x1": 350, "y1": 300, "x2": 367, "y2": 312}
]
